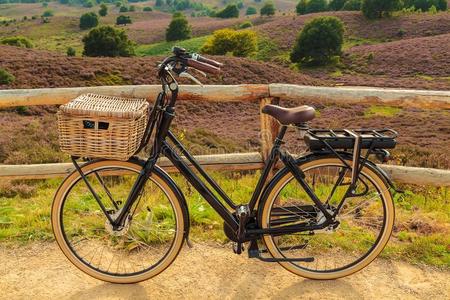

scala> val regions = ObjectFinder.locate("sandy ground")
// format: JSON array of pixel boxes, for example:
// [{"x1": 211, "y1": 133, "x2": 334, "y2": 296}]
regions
[{"x1": 0, "y1": 242, "x2": 449, "y2": 300}]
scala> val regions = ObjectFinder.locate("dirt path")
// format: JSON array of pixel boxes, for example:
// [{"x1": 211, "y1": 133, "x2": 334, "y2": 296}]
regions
[{"x1": 0, "y1": 242, "x2": 449, "y2": 300}]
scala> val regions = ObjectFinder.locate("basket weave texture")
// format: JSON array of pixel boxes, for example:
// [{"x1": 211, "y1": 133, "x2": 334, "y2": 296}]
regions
[{"x1": 57, "y1": 94, "x2": 149, "y2": 161}]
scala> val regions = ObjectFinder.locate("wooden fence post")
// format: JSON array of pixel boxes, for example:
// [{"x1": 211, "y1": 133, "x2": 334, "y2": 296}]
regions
[{"x1": 260, "y1": 97, "x2": 280, "y2": 165}]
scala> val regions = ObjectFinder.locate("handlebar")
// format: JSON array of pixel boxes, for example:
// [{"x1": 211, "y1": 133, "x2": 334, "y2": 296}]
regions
[
  {"x1": 167, "y1": 46, "x2": 223, "y2": 75},
  {"x1": 186, "y1": 58, "x2": 221, "y2": 74},
  {"x1": 192, "y1": 53, "x2": 223, "y2": 69}
]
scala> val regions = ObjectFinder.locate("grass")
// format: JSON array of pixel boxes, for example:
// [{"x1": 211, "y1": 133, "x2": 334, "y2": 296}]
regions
[
  {"x1": 136, "y1": 35, "x2": 210, "y2": 57},
  {"x1": 343, "y1": 36, "x2": 386, "y2": 51},
  {"x1": 364, "y1": 105, "x2": 402, "y2": 118},
  {"x1": 0, "y1": 173, "x2": 448, "y2": 268},
  {"x1": 416, "y1": 74, "x2": 434, "y2": 81}
]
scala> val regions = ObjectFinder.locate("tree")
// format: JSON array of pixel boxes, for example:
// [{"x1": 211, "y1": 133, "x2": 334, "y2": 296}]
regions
[
  {"x1": 165, "y1": 13, "x2": 191, "y2": 41},
  {"x1": 260, "y1": 1, "x2": 276, "y2": 16},
  {"x1": 82, "y1": 25, "x2": 135, "y2": 57},
  {"x1": 328, "y1": 0, "x2": 346, "y2": 10},
  {"x1": 116, "y1": 15, "x2": 132, "y2": 25},
  {"x1": 67, "y1": 47, "x2": 76, "y2": 56},
  {"x1": 79, "y1": 12, "x2": 99, "y2": 30},
  {"x1": 41, "y1": 10, "x2": 54, "y2": 17},
  {"x1": 306, "y1": 0, "x2": 327, "y2": 13},
  {"x1": 201, "y1": 28, "x2": 258, "y2": 57},
  {"x1": 99, "y1": 3, "x2": 108, "y2": 16},
  {"x1": 296, "y1": 0, "x2": 308, "y2": 14},
  {"x1": 216, "y1": 4, "x2": 239, "y2": 18},
  {"x1": 246, "y1": 6, "x2": 257, "y2": 15},
  {"x1": 342, "y1": 0, "x2": 362, "y2": 10},
  {"x1": 155, "y1": 0, "x2": 163, "y2": 6},
  {"x1": 361, "y1": 0, "x2": 401, "y2": 19},
  {"x1": 409, "y1": 0, "x2": 447, "y2": 11},
  {"x1": 290, "y1": 16, "x2": 344, "y2": 65},
  {"x1": 143, "y1": 6, "x2": 153, "y2": 11},
  {"x1": 83, "y1": 0, "x2": 94, "y2": 8}
]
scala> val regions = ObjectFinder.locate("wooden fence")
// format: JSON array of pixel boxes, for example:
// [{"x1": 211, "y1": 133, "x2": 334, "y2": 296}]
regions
[{"x1": 1, "y1": 84, "x2": 449, "y2": 187}]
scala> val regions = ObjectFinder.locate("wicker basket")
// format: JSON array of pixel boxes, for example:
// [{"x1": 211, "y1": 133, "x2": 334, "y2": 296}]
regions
[{"x1": 57, "y1": 93, "x2": 149, "y2": 161}]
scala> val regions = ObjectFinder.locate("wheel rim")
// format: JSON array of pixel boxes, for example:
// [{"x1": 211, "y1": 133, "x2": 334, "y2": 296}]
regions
[
  {"x1": 261, "y1": 158, "x2": 394, "y2": 278},
  {"x1": 53, "y1": 162, "x2": 184, "y2": 281}
]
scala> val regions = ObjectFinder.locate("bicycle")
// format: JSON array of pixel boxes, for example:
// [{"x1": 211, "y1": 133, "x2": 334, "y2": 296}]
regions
[{"x1": 52, "y1": 47, "x2": 399, "y2": 283}]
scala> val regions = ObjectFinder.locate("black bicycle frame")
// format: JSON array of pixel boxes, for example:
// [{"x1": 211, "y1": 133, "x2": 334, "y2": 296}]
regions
[{"x1": 82, "y1": 62, "x2": 336, "y2": 234}]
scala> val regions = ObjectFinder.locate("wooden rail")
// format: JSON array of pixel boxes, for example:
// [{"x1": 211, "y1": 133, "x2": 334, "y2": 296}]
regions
[
  {"x1": 1, "y1": 84, "x2": 449, "y2": 186},
  {"x1": 0, "y1": 153, "x2": 449, "y2": 186},
  {"x1": 1, "y1": 84, "x2": 449, "y2": 108}
]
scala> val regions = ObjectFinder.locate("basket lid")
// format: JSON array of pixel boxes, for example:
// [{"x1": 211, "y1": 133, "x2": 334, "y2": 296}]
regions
[{"x1": 59, "y1": 93, "x2": 149, "y2": 119}]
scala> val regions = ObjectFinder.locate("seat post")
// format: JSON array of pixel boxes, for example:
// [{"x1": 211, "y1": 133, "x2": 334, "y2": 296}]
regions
[{"x1": 274, "y1": 125, "x2": 288, "y2": 147}]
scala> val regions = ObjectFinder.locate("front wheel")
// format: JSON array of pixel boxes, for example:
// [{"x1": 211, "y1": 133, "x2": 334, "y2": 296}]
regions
[
  {"x1": 52, "y1": 160, "x2": 186, "y2": 283},
  {"x1": 259, "y1": 156, "x2": 395, "y2": 280}
]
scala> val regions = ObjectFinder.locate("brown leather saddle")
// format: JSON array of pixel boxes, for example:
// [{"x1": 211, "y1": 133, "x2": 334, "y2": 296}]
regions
[{"x1": 262, "y1": 104, "x2": 315, "y2": 125}]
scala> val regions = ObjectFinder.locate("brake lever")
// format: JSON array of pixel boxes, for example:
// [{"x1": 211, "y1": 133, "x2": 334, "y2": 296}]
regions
[
  {"x1": 190, "y1": 67, "x2": 207, "y2": 77},
  {"x1": 179, "y1": 72, "x2": 203, "y2": 86}
]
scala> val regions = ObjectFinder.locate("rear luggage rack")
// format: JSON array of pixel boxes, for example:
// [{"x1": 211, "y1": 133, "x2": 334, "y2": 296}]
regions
[{"x1": 304, "y1": 128, "x2": 397, "y2": 151}]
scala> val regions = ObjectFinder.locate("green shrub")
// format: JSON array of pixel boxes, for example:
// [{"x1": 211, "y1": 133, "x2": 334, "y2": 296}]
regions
[
  {"x1": 239, "y1": 20, "x2": 253, "y2": 29},
  {"x1": 83, "y1": 0, "x2": 94, "y2": 8},
  {"x1": 297, "y1": 0, "x2": 328, "y2": 14},
  {"x1": 41, "y1": 10, "x2": 54, "y2": 17},
  {"x1": 342, "y1": 0, "x2": 362, "y2": 10},
  {"x1": 166, "y1": 13, "x2": 191, "y2": 41},
  {"x1": 99, "y1": 3, "x2": 108, "y2": 16},
  {"x1": 296, "y1": 0, "x2": 308, "y2": 14},
  {"x1": 143, "y1": 6, "x2": 153, "y2": 11},
  {"x1": 361, "y1": 0, "x2": 401, "y2": 19},
  {"x1": 201, "y1": 28, "x2": 258, "y2": 57},
  {"x1": 307, "y1": 0, "x2": 328, "y2": 13},
  {"x1": 119, "y1": 5, "x2": 128, "y2": 12},
  {"x1": 115, "y1": 1, "x2": 122, "y2": 7},
  {"x1": 260, "y1": 1, "x2": 276, "y2": 16},
  {"x1": 329, "y1": 0, "x2": 346, "y2": 10},
  {"x1": 79, "y1": 12, "x2": 99, "y2": 30},
  {"x1": 129, "y1": 5, "x2": 136, "y2": 11},
  {"x1": 1, "y1": 36, "x2": 33, "y2": 48},
  {"x1": 216, "y1": 4, "x2": 239, "y2": 18},
  {"x1": 0, "y1": 68, "x2": 15, "y2": 85},
  {"x1": 82, "y1": 25, "x2": 135, "y2": 57},
  {"x1": 290, "y1": 16, "x2": 344, "y2": 66},
  {"x1": 246, "y1": 6, "x2": 257, "y2": 15},
  {"x1": 66, "y1": 47, "x2": 76, "y2": 56},
  {"x1": 116, "y1": 15, "x2": 132, "y2": 25},
  {"x1": 406, "y1": 0, "x2": 447, "y2": 11}
]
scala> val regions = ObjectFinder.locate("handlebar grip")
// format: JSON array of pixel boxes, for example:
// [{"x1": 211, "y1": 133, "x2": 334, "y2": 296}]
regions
[
  {"x1": 197, "y1": 55, "x2": 223, "y2": 68},
  {"x1": 186, "y1": 59, "x2": 221, "y2": 75}
]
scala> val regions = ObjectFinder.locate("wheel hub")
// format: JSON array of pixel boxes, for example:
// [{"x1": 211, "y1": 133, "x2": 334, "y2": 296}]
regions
[
  {"x1": 316, "y1": 208, "x2": 340, "y2": 234},
  {"x1": 105, "y1": 209, "x2": 131, "y2": 237}
]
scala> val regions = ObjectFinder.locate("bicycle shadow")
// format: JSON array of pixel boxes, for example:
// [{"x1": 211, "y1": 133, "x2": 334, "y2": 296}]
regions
[
  {"x1": 69, "y1": 282, "x2": 149, "y2": 300},
  {"x1": 226, "y1": 263, "x2": 362, "y2": 300},
  {"x1": 273, "y1": 279, "x2": 363, "y2": 299}
]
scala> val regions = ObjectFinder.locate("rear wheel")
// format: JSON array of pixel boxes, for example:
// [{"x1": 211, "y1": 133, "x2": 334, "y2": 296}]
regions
[
  {"x1": 52, "y1": 160, "x2": 186, "y2": 283},
  {"x1": 259, "y1": 157, "x2": 394, "y2": 280}
]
